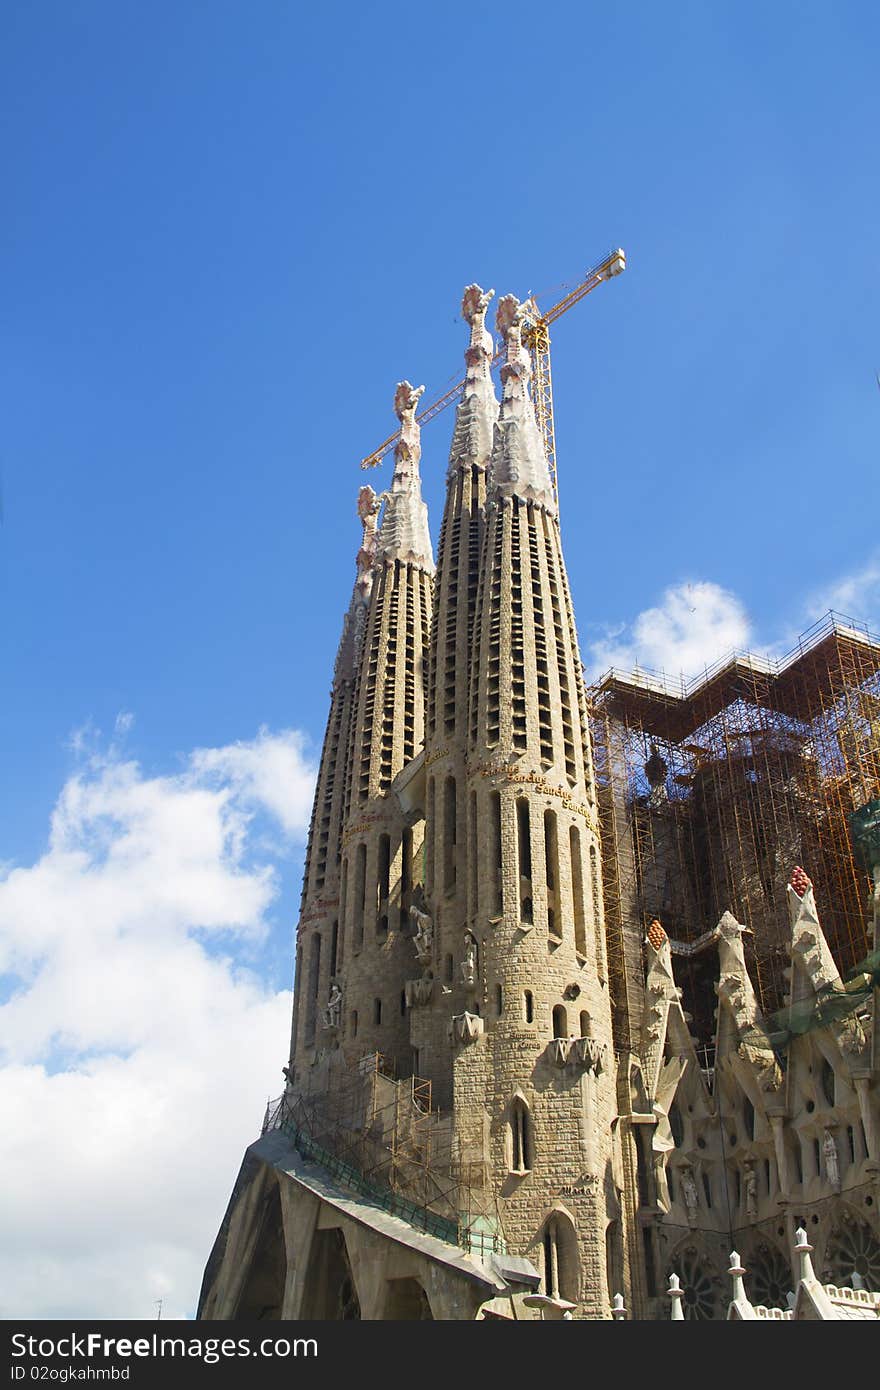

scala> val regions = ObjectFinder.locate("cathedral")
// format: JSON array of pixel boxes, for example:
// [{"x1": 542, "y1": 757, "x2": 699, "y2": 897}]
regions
[{"x1": 198, "y1": 285, "x2": 880, "y2": 1320}]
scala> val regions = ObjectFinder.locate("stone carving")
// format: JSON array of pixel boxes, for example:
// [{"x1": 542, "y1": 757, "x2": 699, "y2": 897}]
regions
[
  {"x1": 573, "y1": 1037, "x2": 607, "y2": 1073},
  {"x1": 355, "y1": 486, "x2": 381, "y2": 600},
  {"x1": 333, "y1": 485, "x2": 383, "y2": 686},
  {"x1": 714, "y1": 910, "x2": 783, "y2": 1093},
  {"x1": 460, "y1": 932, "x2": 478, "y2": 987},
  {"x1": 448, "y1": 285, "x2": 499, "y2": 474},
  {"x1": 653, "y1": 1151, "x2": 671, "y2": 1214},
  {"x1": 549, "y1": 1037, "x2": 572, "y2": 1066},
  {"x1": 404, "y1": 977, "x2": 434, "y2": 1009},
  {"x1": 409, "y1": 902, "x2": 433, "y2": 965},
  {"x1": 681, "y1": 1166, "x2": 699, "y2": 1225},
  {"x1": 490, "y1": 293, "x2": 555, "y2": 511},
  {"x1": 743, "y1": 1161, "x2": 758, "y2": 1216},
  {"x1": 377, "y1": 380, "x2": 434, "y2": 571},
  {"x1": 788, "y1": 866, "x2": 866, "y2": 1058},
  {"x1": 823, "y1": 1129, "x2": 840, "y2": 1189},
  {"x1": 451, "y1": 1011, "x2": 484, "y2": 1045},
  {"x1": 322, "y1": 983, "x2": 343, "y2": 1031}
]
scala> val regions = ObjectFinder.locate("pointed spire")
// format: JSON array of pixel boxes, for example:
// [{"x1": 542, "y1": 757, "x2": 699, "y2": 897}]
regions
[
  {"x1": 334, "y1": 485, "x2": 381, "y2": 685},
  {"x1": 488, "y1": 294, "x2": 555, "y2": 512},
  {"x1": 448, "y1": 284, "x2": 498, "y2": 472},
  {"x1": 377, "y1": 381, "x2": 434, "y2": 570}
]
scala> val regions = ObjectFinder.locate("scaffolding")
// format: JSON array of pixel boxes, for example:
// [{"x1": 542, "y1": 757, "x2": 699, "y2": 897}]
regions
[
  {"x1": 590, "y1": 612, "x2": 880, "y2": 1046},
  {"x1": 264, "y1": 1053, "x2": 504, "y2": 1256}
]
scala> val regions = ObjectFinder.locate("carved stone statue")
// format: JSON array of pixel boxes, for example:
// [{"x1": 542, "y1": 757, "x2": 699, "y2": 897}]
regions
[
  {"x1": 653, "y1": 1151, "x2": 671, "y2": 1214},
  {"x1": 823, "y1": 1128, "x2": 840, "y2": 1189},
  {"x1": 409, "y1": 903, "x2": 433, "y2": 963},
  {"x1": 681, "y1": 1166, "x2": 699, "y2": 1225},
  {"x1": 460, "y1": 932, "x2": 478, "y2": 987},
  {"x1": 323, "y1": 982, "x2": 343, "y2": 1030},
  {"x1": 743, "y1": 1161, "x2": 758, "y2": 1216}
]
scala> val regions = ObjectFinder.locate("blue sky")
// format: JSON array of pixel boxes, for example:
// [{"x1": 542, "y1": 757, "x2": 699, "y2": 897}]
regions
[{"x1": 2, "y1": 1, "x2": 878, "y2": 1318}]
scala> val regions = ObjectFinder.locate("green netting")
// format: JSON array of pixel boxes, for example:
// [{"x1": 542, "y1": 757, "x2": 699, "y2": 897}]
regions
[
  {"x1": 850, "y1": 798, "x2": 880, "y2": 872},
  {"x1": 741, "y1": 948, "x2": 880, "y2": 1056}
]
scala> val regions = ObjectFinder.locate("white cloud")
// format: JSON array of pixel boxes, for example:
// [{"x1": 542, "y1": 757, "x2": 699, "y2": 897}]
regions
[
  {"x1": 805, "y1": 555, "x2": 880, "y2": 631},
  {"x1": 586, "y1": 580, "x2": 753, "y2": 683},
  {"x1": 0, "y1": 727, "x2": 316, "y2": 1320}
]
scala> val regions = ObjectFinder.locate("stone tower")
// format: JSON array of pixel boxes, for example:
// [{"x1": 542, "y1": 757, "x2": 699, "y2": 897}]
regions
[
  {"x1": 451, "y1": 291, "x2": 615, "y2": 1315},
  {"x1": 412, "y1": 284, "x2": 498, "y2": 1108},
  {"x1": 288, "y1": 483, "x2": 380, "y2": 1065}
]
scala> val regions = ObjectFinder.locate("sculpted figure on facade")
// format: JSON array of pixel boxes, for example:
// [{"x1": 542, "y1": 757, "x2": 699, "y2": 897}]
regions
[
  {"x1": 681, "y1": 1166, "x2": 699, "y2": 1226},
  {"x1": 823, "y1": 1129, "x2": 841, "y2": 1190},
  {"x1": 323, "y1": 982, "x2": 343, "y2": 1030},
  {"x1": 460, "y1": 932, "x2": 478, "y2": 987},
  {"x1": 743, "y1": 1161, "x2": 758, "y2": 1217},
  {"x1": 409, "y1": 902, "x2": 433, "y2": 965}
]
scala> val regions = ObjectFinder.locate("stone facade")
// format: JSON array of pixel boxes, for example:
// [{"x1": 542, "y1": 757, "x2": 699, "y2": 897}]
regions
[{"x1": 199, "y1": 285, "x2": 880, "y2": 1322}]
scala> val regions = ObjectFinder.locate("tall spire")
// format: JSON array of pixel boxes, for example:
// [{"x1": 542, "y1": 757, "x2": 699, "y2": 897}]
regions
[
  {"x1": 489, "y1": 294, "x2": 556, "y2": 513},
  {"x1": 333, "y1": 485, "x2": 381, "y2": 686},
  {"x1": 377, "y1": 381, "x2": 434, "y2": 571},
  {"x1": 448, "y1": 284, "x2": 497, "y2": 473}
]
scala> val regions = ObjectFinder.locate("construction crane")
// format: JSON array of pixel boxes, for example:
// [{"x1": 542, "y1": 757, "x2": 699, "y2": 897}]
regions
[{"x1": 360, "y1": 247, "x2": 626, "y2": 501}]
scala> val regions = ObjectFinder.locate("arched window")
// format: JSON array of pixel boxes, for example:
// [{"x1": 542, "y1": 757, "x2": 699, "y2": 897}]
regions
[
  {"x1": 579, "y1": 1010, "x2": 591, "y2": 1039},
  {"x1": 376, "y1": 834, "x2": 390, "y2": 939},
  {"x1": 509, "y1": 1096, "x2": 534, "y2": 1173},
  {"x1": 517, "y1": 799, "x2": 533, "y2": 924},
  {"x1": 353, "y1": 843, "x2": 366, "y2": 950},
  {"x1": 541, "y1": 1212, "x2": 579, "y2": 1303},
  {"x1": 495, "y1": 983, "x2": 503, "y2": 1015},
  {"x1": 544, "y1": 809, "x2": 560, "y2": 939},
  {"x1": 305, "y1": 931, "x2": 322, "y2": 1043},
  {"x1": 443, "y1": 776, "x2": 457, "y2": 891},
  {"x1": 400, "y1": 826, "x2": 413, "y2": 931},
  {"x1": 570, "y1": 825, "x2": 587, "y2": 957},
  {"x1": 469, "y1": 791, "x2": 478, "y2": 917},
  {"x1": 552, "y1": 1004, "x2": 568, "y2": 1039},
  {"x1": 590, "y1": 842, "x2": 605, "y2": 981},
  {"x1": 490, "y1": 792, "x2": 503, "y2": 916},
  {"x1": 524, "y1": 990, "x2": 534, "y2": 1024},
  {"x1": 425, "y1": 778, "x2": 435, "y2": 894},
  {"x1": 373, "y1": 997, "x2": 382, "y2": 1026}
]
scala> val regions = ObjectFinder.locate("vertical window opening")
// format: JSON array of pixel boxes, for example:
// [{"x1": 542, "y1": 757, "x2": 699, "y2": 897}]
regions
[
  {"x1": 400, "y1": 825, "x2": 413, "y2": 931},
  {"x1": 544, "y1": 809, "x2": 559, "y2": 939},
  {"x1": 570, "y1": 825, "x2": 587, "y2": 957},
  {"x1": 517, "y1": 798, "x2": 532, "y2": 924},
  {"x1": 353, "y1": 842, "x2": 367, "y2": 950},
  {"x1": 490, "y1": 792, "x2": 503, "y2": 916},
  {"x1": 443, "y1": 776, "x2": 457, "y2": 891}
]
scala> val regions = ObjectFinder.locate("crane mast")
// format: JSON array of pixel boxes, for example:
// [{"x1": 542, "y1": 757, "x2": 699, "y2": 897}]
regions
[{"x1": 361, "y1": 247, "x2": 626, "y2": 501}]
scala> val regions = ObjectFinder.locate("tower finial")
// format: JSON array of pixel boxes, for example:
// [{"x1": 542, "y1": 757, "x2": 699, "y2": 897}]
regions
[
  {"x1": 355, "y1": 484, "x2": 381, "y2": 602},
  {"x1": 461, "y1": 284, "x2": 495, "y2": 357},
  {"x1": 392, "y1": 380, "x2": 425, "y2": 478},
  {"x1": 448, "y1": 286, "x2": 499, "y2": 474},
  {"x1": 334, "y1": 484, "x2": 382, "y2": 686},
  {"x1": 488, "y1": 294, "x2": 555, "y2": 511},
  {"x1": 377, "y1": 381, "x2": 434, "y2": 570}
]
